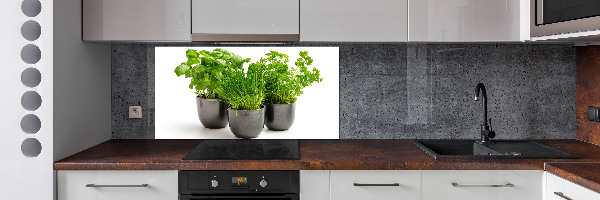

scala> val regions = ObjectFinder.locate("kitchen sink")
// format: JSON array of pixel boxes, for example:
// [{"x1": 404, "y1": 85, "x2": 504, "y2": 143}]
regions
[{"x1": 412, "y1": 140, "x2": 579, "y2": 159}]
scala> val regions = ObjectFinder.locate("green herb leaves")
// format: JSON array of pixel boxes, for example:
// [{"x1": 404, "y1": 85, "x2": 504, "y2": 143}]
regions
[
  {"x1": 174, "y1": 48, "x2": 249, "y2": 99},
  {"x1": 260, "y1": 51, "x2": 322, "y2": 104},
  {"x1": 174, "y1": 64, "x2": 189, "y2": 76},
  {"x1": 216, "y1": 67, "x2": 266, "y2": 111},
  {"x1": 174, "y1": 48, "x2": 323, "y2": 109}
]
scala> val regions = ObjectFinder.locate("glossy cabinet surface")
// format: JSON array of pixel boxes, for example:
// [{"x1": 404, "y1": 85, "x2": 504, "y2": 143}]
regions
[
  {"x1": 409, "y1": 0, "x2": 529, "y2": 41},
  {"x1": 545, "y1": 172, "x2": 600, "y2": 200},
  {"x1": 57, "y1": 170, "x2": 178, "y2": 200},
  {"x1": 300, "y1": 0, "x2": 408, "y2": 42},
  {"x1": 422, "y1": 170, "x2": 543, "y2": 200},
  {"x1": 330, "y1": 170, "x2": 421, "y2": 200},
  {"x1": 82, "y1": 0, "x2": 191, "y2": 41},
  {"x1": 191, "y1": 0, "x2": 299, "y2": 35},
  {"x1": 300, "y1": 170, "x2": 330, "y2": 200}
]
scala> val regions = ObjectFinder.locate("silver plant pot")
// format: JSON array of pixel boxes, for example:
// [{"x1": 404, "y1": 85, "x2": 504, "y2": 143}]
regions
[
  {"x1": 196, "y1": 97, "x2": 228, "y2": 129},
  {"x1": 265, "y1": 102, "x2": 296, "y2": 131},
  {"x1": 228, "y1": 108, "x2": 265, "y2": 139}
]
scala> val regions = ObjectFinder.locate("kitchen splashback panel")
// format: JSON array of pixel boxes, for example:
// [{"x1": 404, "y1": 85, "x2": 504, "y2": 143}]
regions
[{"x1": 112, "y1": 43, "x2": 576, "y2": 139}]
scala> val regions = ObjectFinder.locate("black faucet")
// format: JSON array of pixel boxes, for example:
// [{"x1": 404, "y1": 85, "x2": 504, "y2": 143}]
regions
[{"x1": 474, "y1": 83, "x2": 495, "y2": 143}]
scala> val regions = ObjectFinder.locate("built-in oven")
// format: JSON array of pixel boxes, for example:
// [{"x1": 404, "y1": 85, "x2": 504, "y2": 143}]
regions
[
  {"x1": 179, "y1": 171, "x2": 299, "y2": 200},
  {"x1": 531, "y1": 0, "x2": 600, "y2": 37}
]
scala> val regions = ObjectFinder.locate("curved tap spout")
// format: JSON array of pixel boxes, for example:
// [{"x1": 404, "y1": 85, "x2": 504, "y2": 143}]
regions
[
  {"x1": 474, "y1": 83, "x2": 488, "y2": 129},
  {"x1": 474, "y1": 83, "x2": 495, "y2": 142}
]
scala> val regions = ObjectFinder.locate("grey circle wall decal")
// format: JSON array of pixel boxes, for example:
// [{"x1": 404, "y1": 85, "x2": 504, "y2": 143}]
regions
[
  {"x1": 20, "y1": 114, "x2": 41, "y2": 134},
  {"x1": 21, "y1": 91, "x2": 42, "y2": 111},
  {"x1": 21, "y1": 68, "x2": 41, "y2": 88},
  {"x1": 21, "y1": 138, "x2": 42, "y2": 157},
  {"x1": 21, "y1": 44, "x2": 41, "y2": 64},
  {"x1": 21, "y1": 20, "x2": 41, "y2": 41},
  {"x1": 21, "y1": 0, "x2": 41, "y2": 17}
]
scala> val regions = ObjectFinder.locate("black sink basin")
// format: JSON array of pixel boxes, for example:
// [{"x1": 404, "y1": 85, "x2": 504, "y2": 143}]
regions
[{"x1": 412, "y1": 140, "x2": 579, "y2": 159}]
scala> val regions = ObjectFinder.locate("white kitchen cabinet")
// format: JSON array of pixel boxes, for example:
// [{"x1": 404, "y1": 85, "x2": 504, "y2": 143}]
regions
[
  {"x1": 409, "y1": 0, "x2": 529, "y2": 42},
  {"x1": 545, "y1": 172, "x2": 600, "y2": 200},
  {"x1": 300, "y1": 0, "x2": 408, "y2": 42},
  {"x1": 422, "y1": 170, "x2": 543, "y2": 200},
  {"x1": 330, "y1": 170, "x2": 421, "y2": 200},
  {"x1": 300, "y1": 170, "x2": 330, "y2": 200},
  {"x1": 57, "y1": 170, "x2": 178, "y2": 200},
  {"x1": 191, "y1": 0, "x2": 299, "y2": 41},
  {"x1": 83, "y1": 0, "x2": 191, "y2": 41}
]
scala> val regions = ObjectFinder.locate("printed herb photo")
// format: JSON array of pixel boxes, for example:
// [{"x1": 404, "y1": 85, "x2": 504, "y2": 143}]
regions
[{"x1": 155, "y1": 47, "x2": 339, "y2": 139}]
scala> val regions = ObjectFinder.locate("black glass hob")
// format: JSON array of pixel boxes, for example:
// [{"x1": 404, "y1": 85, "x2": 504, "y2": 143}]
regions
[{"x1": 182, "y1": 140, "x2": 300, "y2": 160}]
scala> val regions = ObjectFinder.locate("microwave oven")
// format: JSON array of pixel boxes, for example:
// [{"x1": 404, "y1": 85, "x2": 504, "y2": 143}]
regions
[{"x1": 531, "y1": 0, "x2": 600, "y2": 38}]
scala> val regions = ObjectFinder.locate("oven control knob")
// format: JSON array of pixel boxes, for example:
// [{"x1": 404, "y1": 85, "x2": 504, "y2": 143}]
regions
[
  {"x1": 260, "y1": 179, "x2": 267, "y2": 187},
  {"x1": 211, "y1": 180, "x2": 219, "y2": 188}
]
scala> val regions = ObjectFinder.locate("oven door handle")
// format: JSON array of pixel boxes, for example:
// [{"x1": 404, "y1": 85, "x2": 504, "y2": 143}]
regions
[
  {"x1": 210, "y1": 196, "x2": 297, "y2": 199},
  {"x1": 180, "y1": 195, "x2": 298, "y2": 200}
]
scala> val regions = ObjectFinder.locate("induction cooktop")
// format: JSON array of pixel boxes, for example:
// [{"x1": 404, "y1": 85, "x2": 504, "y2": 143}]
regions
[{"x1": 182, "y1": 140, "x2": 300, "y2": 160}]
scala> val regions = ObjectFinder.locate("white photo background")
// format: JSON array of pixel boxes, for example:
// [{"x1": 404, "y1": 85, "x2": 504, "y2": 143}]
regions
[{"x1": 155, "y1": 47, "x2": 339, "y2": 139}]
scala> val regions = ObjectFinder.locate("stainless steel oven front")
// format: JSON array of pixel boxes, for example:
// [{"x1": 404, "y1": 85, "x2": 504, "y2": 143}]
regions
[
  {"x1": 179, "y1": 171, "x2": 300, "y2": 200},
  {"x1": 531, "y1": 0, "x2": 600, "y2": 37}
]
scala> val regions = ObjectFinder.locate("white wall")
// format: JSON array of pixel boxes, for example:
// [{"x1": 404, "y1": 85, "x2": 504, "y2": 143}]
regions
[
  {"x1": 1, "y1": 0, "x2": 111, "y2": 199},
  {"x1": 0, "y1": 0, "x2": 54, "y2": 199},
  {"x1": 53, "y1": 0, "x2": 112, "y2": 162}
]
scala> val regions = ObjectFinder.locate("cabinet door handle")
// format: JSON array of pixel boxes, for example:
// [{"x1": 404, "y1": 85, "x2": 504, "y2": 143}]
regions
[
  {"x1": 554, "y1": 192, "x2": 573, "y2": 200},
  {"x1": 451, "y1": 183, "x2": 514, "y2": 188},
  {"x1": 86, "y1": 184, "x2": 149, "y2": 188},
  {"x1": 353, "y1": 183, "x2": 400, "y2": 186}
]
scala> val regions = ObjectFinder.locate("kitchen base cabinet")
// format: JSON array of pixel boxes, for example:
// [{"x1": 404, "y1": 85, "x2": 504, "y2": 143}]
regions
[
  {"x1": 57, "y1": 170, "x2": 178, "y2": 200},
  {"x1": 330, "y1": 170, "x2": 421, "y2": 200},
  {"x1": 545, "y1": 172, "x2": 600, "y2": 200},
  {"x1": 300, "y1": 170, "x2": 330, "y2": 200},
  {"x1": 422, "y1": 170, "x2": 543, "y2": 200}
]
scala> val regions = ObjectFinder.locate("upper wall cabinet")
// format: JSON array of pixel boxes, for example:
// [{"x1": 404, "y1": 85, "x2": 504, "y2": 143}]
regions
[
  {"x1": 83, "y1": 0, "x2": 191, "y2": 41},
  {"x1": 191, "y1": 0, "x2": 300, "y2": 41},
  {"x1": 409, "y1": 0, "x2": 529, "y2": 42},
  {"x1": 300, "y1": 0, "x2": 408, "y2": 42}
]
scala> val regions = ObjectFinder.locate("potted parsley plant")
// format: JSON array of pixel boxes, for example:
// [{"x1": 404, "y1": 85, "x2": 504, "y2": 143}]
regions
[
  {"x1": 174, "y1": 48, "x2": 249, "y2": 129},
  {"x1": 259, "y1": 51, "x2": 322, "y2": 131}
]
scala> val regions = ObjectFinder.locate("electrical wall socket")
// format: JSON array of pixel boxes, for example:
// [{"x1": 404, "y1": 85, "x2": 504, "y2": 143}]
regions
[{"x1": 129, "y1": 106, "x2": 142, "y2": 118}]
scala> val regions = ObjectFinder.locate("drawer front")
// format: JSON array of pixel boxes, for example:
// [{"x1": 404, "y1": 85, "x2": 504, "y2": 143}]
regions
[
  {"x1": 330, "y1": 170, "x2": 421, "y2": 200},
  {"x1": 300, "y1": 170, "x2": 330, "y2": 200},
  {"x1": 546, "y1": 172, "x2": 600, "y2": 200},
  {"x1": 422, "y1": 170, "x2": 542, "y2": 200},
  {"x1": 57, "y1": 170, "x2": 178, "y2": 200}
]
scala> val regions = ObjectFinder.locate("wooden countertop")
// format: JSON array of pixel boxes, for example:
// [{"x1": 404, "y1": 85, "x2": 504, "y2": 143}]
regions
[
  {"x1": 545, "y1": 162, "x2": 600, "y2": 194},
  {"x1": 54, "y1": 139, "x2": 600, "y2": 171}
]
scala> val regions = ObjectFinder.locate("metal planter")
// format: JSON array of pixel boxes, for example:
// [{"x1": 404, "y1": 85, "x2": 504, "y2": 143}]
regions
[
  {"x1": 265, "y1": 102, "x2": 296, "y2": 131},
  {"x1": 228, "y1": 108, "x2": 265, "y2": 139},
  {"x1": 196, "y1": 97, "x2": 228, "y2": 129}
]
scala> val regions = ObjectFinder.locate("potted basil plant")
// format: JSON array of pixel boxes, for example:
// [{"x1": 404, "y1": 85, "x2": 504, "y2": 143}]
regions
[
  {"x1": 216, "y1": 65, "x2": 266, "y2": 138},
  {"x1": 174, "y1": 48, "x2": 249, "y2": 129},
  {"x1": 260, "y1": 51, "x2": 322, "y2": 131}
]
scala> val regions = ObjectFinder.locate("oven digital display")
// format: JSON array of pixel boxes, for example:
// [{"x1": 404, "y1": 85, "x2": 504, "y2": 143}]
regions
[{"x1": 232, "y1": 177, "x2": 247, "y2": 184}]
